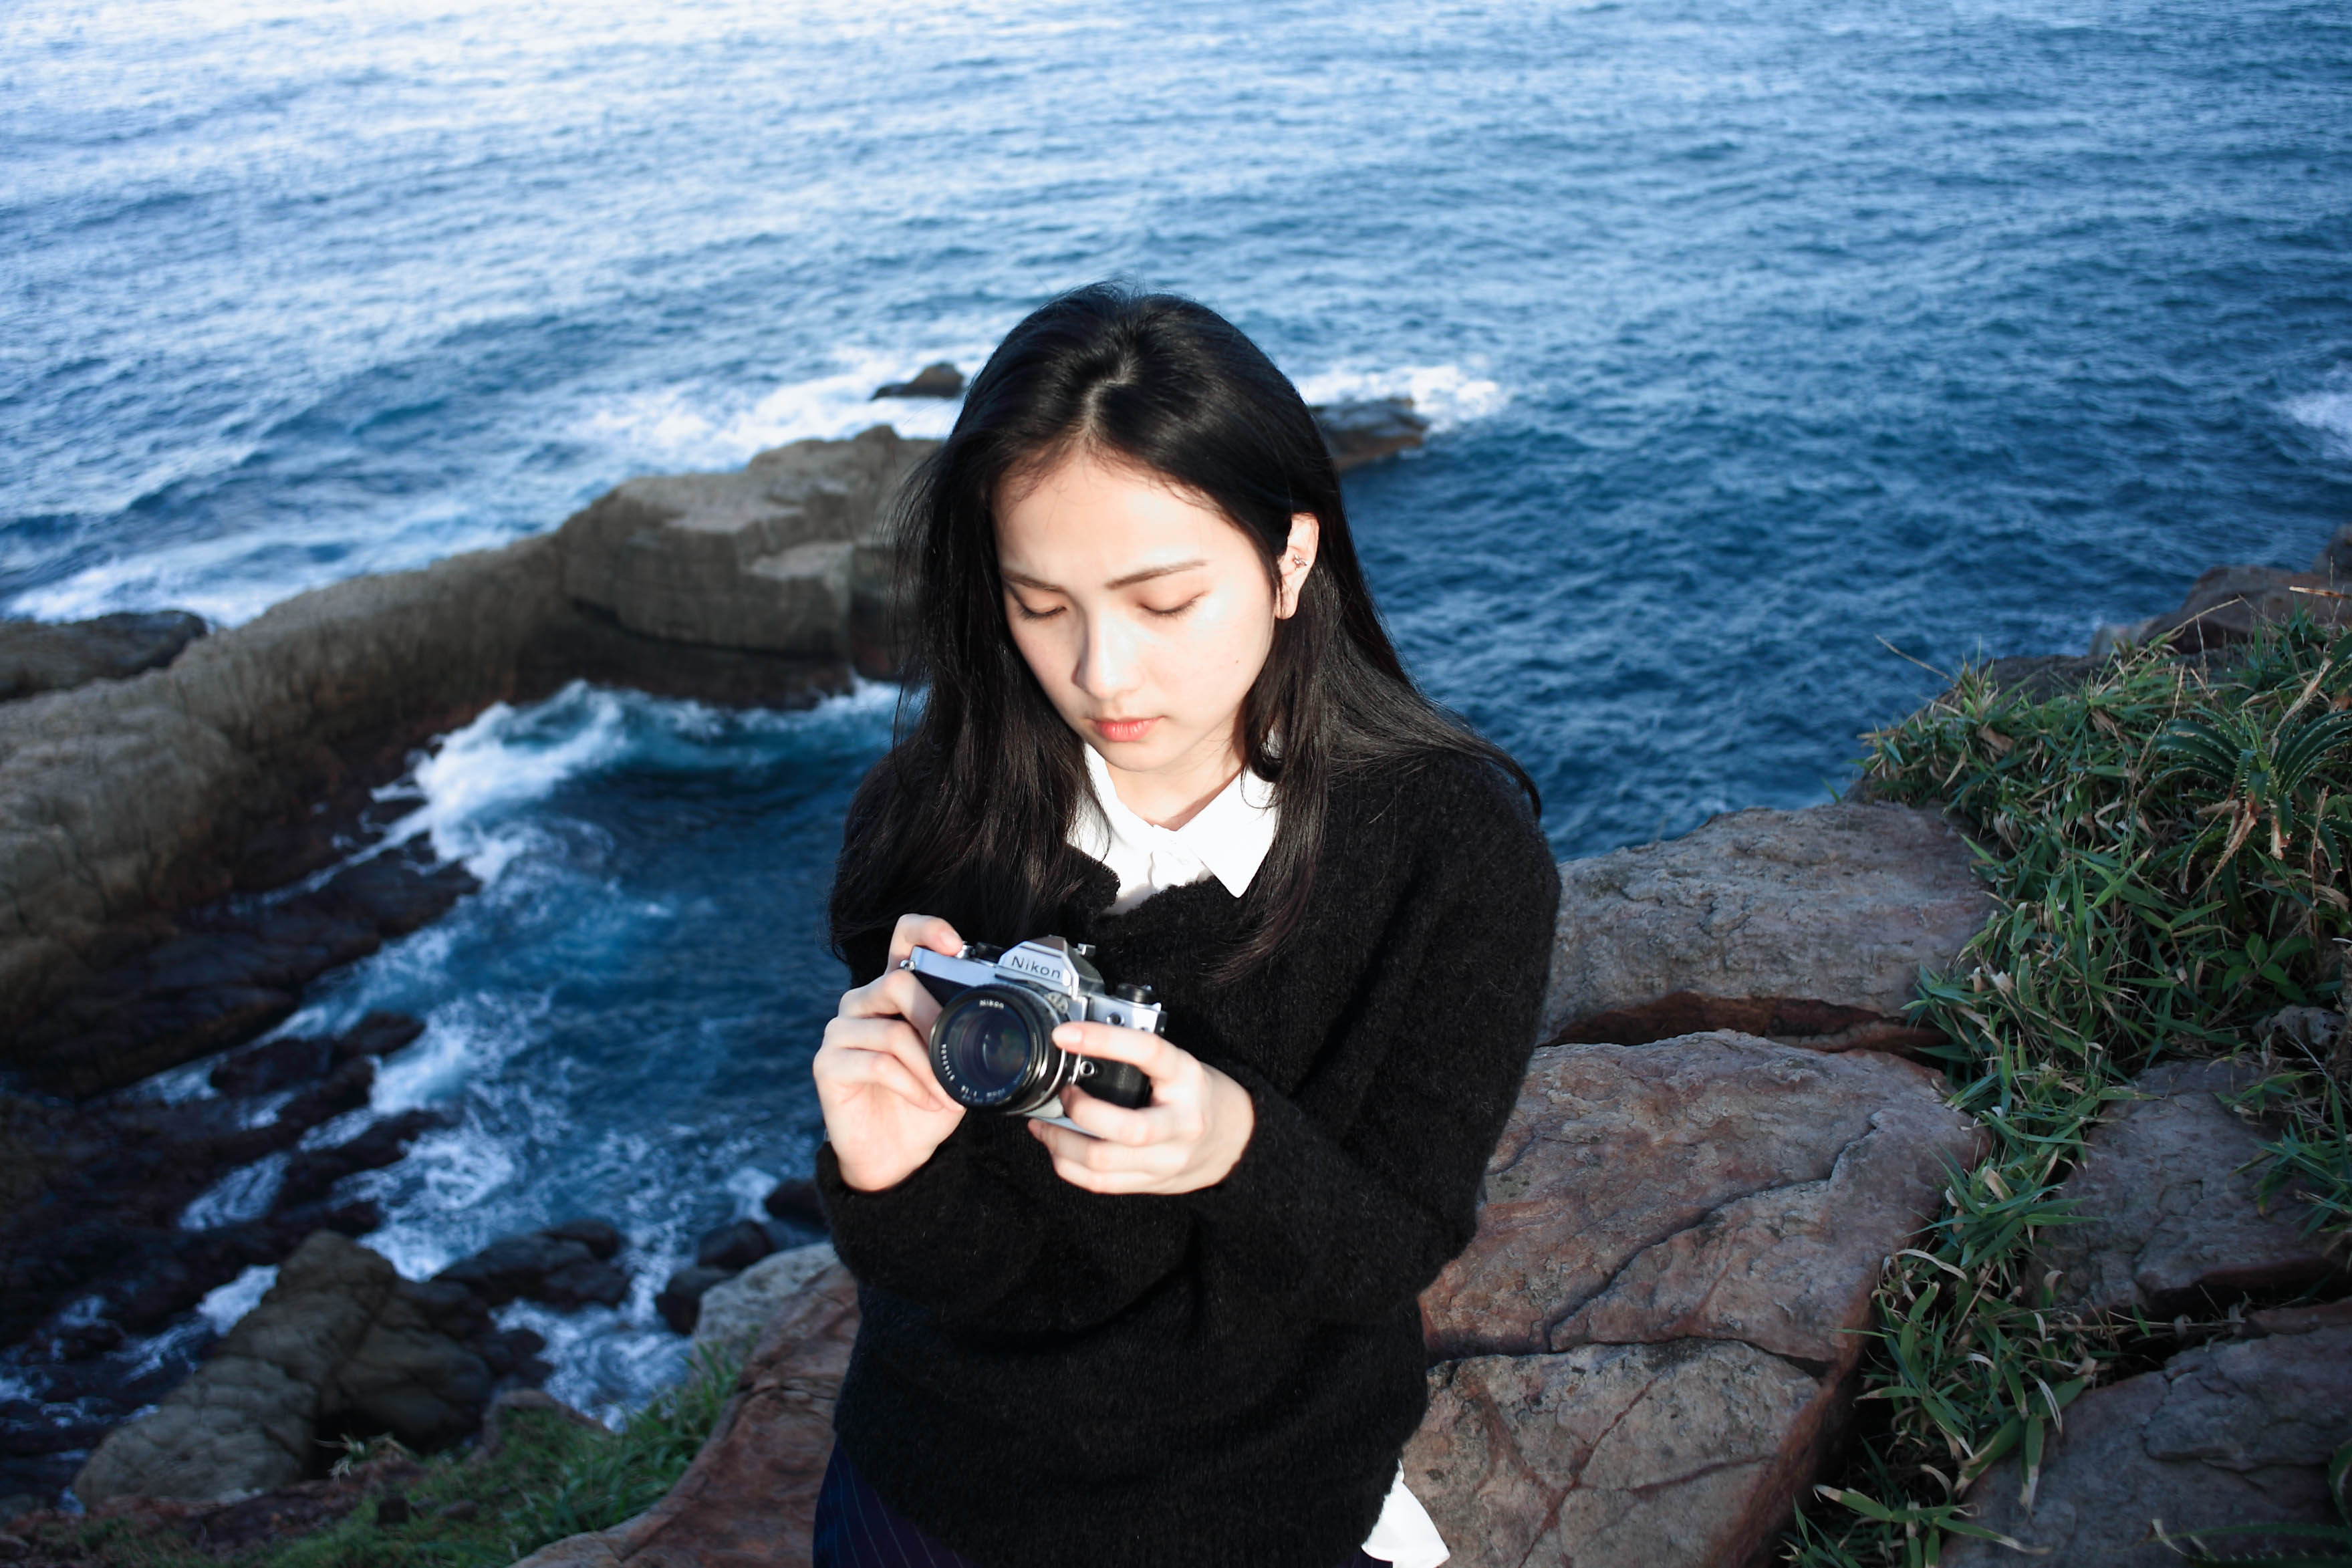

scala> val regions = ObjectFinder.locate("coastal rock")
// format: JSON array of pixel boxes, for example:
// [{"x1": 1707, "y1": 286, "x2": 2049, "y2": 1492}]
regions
[
  {"x1": 73, "y1": 1232, "x2": 492, "y2": 1505},
  {"x1": 870, "y1": 362, "x2": 964, "y2": 399},
  {"x1": 1543, "y1": 798, "x2": 1992, "y2": 1053},
  {"x1": 656, "y1": 1265, "x2": 737, "y2": 1335},
  {"x1": 209, "y1": 1012, "x2": 424, "y2": 1097},
  {"x1": 692, "y1": 1244, "x2": 839, "y2": 1360},
  {"x1": 554, "y1": 425, "x2": 934, "y2": 664},
  {"x1": 763, "y1": 1178, "x2": 828, "y2": 1232},
  {"x1": 2093, "y1": 563, "x2": 2352, "y2": 656},
  {"x1": 1412, "y1": 1032, "x2": 1981, "y2": 1567},
  {"x1": 1310, "y1": 397, "x2": 1430, "y2": 471},
  {"x1": 694, "y1": 1219, "x2": 775, "y2": 1273},
  {"x1": 435, "y1": 1228, "x2": 628, "y2": 1311},
  {"x1": 0, "y1": 612, "x2": 208, "y2": 703},
  {"x1": 517, "y1": 1263, "x2": 861, "y2": 1568},
  {"x1": 0, "y1": 537, "x2": 565, "y2": 1045},
  {"x1": 2038, "y1": 1057, "x2": 2345, "y2": 1317},
  {"x1": 1942, "y1": 1324, "x2": 2352, "y2": 1567}
]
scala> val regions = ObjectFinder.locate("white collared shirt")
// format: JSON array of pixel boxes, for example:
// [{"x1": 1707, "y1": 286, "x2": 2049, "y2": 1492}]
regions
[{"x1": 1063, "y1": 744, "x2": 1450, "y2": 1568}]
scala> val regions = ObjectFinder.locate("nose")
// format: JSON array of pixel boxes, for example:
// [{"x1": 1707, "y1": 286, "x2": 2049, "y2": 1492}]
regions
[{"x1": 1072, "y1": 609, "x2": 1141, "y2": 703}]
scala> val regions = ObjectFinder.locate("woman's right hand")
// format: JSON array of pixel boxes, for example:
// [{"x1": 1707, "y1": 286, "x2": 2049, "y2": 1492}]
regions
[{"x1": 814, "y1": 914, "x2": 969, "y2": 1192}]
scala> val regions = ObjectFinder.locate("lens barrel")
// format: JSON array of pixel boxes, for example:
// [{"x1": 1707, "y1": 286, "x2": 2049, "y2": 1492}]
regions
[{"x1": 930, "y1": 985, "x2": 1075, "y2": 1114}]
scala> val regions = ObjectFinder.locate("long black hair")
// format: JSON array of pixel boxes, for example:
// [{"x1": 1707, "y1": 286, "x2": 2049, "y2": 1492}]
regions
[{"x1": 830, "y1": 283, "x2": 1535, "y2": 977}]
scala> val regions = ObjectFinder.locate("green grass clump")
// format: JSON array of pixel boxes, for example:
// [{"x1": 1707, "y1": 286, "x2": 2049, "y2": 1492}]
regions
[
  {"x1": 27, "y1": 1345, "x2": 742, "y2": 1567},
  {"x1": 1789, "y1": 614, "x2": 2352, "y2": 1568}
]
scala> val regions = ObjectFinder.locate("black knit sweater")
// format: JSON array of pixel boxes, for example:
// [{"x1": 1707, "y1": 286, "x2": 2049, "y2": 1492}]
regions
[{"x1": 815, "y1": 753, "x2": 1559, "y2": 1568}]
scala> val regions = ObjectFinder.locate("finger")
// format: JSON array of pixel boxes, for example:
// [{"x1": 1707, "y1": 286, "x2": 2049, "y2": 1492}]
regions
[
  {"x1": 823, "y1": 1017, "x2": 958, "y2": 1112},
  {"x1": 1051, "y1": 1021, "x2": 1190, "y2": 1085},
  {"x1": 887, "y1": 913, "x2": 964, "y2": 968},
  {"x1": 841, "y1": 968, "x2": 945, "y2": 1033},
  {"x1": 829, "y1": 1043, "x2": 954, "y2": 1112},
  {"x1": 1055, "y1": 1085, "x2": 1172, "y2": 1148},
  {"x1": 1029, "y1": 1122, "x2": 1167, "y2": 1190}
]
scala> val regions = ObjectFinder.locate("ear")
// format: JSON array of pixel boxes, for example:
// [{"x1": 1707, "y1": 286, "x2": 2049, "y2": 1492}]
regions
[{"x1": 1274, "y1": 513, "x2": 1321, "y2": 620}]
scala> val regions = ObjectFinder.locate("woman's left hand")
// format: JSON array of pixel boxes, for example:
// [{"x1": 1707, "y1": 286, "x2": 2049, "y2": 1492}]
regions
[{"x1": 1027, "y1": 1022, "x2": 1256, "y2": 1195}]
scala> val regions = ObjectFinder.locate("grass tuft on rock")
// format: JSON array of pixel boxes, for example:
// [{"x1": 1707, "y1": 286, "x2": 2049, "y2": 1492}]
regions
[
  {"x1": 21, "y1": 1345, "x2": 741, "y2": 1567},
  {"x1": 1789, "y1": 614, "x2": 2352, "y2": 1568}
]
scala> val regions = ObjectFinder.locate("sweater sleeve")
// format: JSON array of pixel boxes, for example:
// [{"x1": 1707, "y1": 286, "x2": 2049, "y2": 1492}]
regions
[{"x1": 1182, "y1": 769, "x2": 1559, "y2": 1324}]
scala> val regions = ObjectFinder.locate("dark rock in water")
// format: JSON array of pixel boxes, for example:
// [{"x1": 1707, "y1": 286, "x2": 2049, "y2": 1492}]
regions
[
  {"x1": 1309, "y1": 397, "x2": 1430, "y2": 472},
  {"x1": 696, "y1": 1218, "x2": 774, "y2": 1273},
  {"x1": 763, "y1": 1176, "x2": 828, "y2": 1231},
  {"x1": 48, "y1": 1319, "x2": 123, "y2": 1361},
  {"x1": 537, "y1": 1258, "x2": 630, "y2": 1311},
  {"x1": 15, "y1": 845, "x2": 476, "y2": 1099},
  {"x1": 477, "y1": 1326, "x2": 552, "y2": 1386},
  {"x1": 431, "y1": 1226, "x2": 626, "y2": 1311},
  {"x1": 655, "y1": 1265, "x2": 737, "y2": 1335},
  {"x1": 871, "y1": 362, "x2": 964, "y2": 399},
  {"x1": 543, "y1": 1217, "x2": 624, "y2": 1261},
  {"x1": 434, "y1": 1232, "x2": 594, "y2": 1308},
  {"x1": 276, "y1": 1109, "x2": 448, "y2": 1213},
  {"x1": 0, "y1": 611, "x2": 208, "y2": 702},
  {"x1": 210, "y1": 1011, "x2": 424, "y2": 1097},
  {"x1": 401, "y1": 1279, "x2": 494, "y2": 1344}
]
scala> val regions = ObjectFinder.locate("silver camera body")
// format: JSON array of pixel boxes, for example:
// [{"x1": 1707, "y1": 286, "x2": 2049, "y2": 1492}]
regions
[{"x1": 902, "y1": 936, "x2": 1162, "y2": 1132}]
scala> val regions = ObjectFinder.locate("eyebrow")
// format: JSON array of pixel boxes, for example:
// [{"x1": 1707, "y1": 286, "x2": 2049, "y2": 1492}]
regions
[{"x1": 1001, "y1": 559, "x2": 1210, "y2": 592}]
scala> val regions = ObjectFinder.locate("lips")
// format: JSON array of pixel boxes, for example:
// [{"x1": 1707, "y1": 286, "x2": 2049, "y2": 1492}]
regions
[{"x1": 1091, "y1": 716, "x2": 1158, "y2": 743}]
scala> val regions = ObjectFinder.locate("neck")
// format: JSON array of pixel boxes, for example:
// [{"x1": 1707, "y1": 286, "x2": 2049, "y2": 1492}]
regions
[{"x1": 1097, "y1": 727, "x2": 1245, "y2": 830}]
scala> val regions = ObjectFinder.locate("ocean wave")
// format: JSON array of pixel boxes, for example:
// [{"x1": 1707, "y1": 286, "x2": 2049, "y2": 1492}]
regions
[
  {"x1": 577, "y1": 346, "x2": 987, "y2": 474},
  {"x1": 2285, "y1": 387, "x2": 2352, "y2": 460},
  {"x1": 1290, "y1": 363, "x2": 1509, "y2": 432},
  {"x1": 197, "y1": 1265, "x2": 278, "y2": 1337}
]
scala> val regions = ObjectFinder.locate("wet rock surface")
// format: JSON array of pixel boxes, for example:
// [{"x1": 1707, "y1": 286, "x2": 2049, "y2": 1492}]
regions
[
  {"x1": 434, "y1": 1228, "x2": 630, "y2": 1312},
  {"x1": 2039, "y1": 1057, "x2": 2346, "y2": 1317},
  {"x1": 1411, "y1": 1032, "x2": 1982, "y2": 1568},
  {"x1": 0, "y1": 613, "x2": 209, "y2": 704},
  {"x1": 1310, "y1": 396, "x2": 1430, "y2": 471},
  {"x1": 1543, "y1": 798, "x2": 1993, "y2": 1054},
  {"x1": 1943, "y1": 1321, "x2": 2352, "y2": 1567},
  {"x1": 870, "y1": 362, "x2": 964, "y2": 399}
]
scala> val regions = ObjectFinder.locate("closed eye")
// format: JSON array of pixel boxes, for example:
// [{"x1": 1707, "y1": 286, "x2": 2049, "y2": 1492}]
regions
[
  {"x1": 1144, "y1": 595, "x2": 1205, "y2": 620},
  {"x1": 1010, "y1": 598, "x2": 1064, "y2": 622}
]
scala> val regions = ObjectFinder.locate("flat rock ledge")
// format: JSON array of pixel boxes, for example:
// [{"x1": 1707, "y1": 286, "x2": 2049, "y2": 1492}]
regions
[
  {"x1": 1545, "y1": 799, "x2": 1994, "y2": 1055},
  {"x1": 1411, "y1": 1032, "x2": 1984, "y2": 1568},
  {"x1": 2039, "y1": 1057, "x2": 2347, "y2": 1318},
  {"x1": 1944, "y1": 1311, "x2": 2352, "y2": 1567}
]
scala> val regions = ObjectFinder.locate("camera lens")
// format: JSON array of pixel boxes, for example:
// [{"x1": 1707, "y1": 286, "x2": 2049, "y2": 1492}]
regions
[{"x1": 930, "y1": 985, "x2": 1061, "y2": 1110}]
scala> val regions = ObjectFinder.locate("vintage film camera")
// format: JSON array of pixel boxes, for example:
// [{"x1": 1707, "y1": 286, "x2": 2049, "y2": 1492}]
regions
[{"x1": 902, "y1": 937, "x2": 1160, "y2": 1133}]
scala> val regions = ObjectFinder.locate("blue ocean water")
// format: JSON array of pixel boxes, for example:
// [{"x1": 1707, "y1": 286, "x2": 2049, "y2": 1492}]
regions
[{"x1": 5, "y1": 0, "x2": 2351, "y2": 1419}]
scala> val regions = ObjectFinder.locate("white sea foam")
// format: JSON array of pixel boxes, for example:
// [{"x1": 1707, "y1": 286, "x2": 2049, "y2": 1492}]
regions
[
  {"x1": 178, "y1": 1151, "x2": 289, "y2": 1230},
  {"x1": 197, "y1": 1265, "x2": 278, "y2": 1336},
  {"x1": 579, "y1": 346, "x2": 986, "y2": 475},
  {"x1": 1291, "y1": 363, "x2": 1509, "y2": 432},
  {"x1": 2286, "y1": 388, "x2": 2352, "y2": 459}
]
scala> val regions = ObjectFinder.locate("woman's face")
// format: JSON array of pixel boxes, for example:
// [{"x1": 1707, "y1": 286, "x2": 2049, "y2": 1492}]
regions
[{"x1": 994, "y1": 446, "x2": 1316, "y2": 810}]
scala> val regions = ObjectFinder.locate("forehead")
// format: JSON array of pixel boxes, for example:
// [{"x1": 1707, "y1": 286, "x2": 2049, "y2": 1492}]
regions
[{"x1": 993, "y1": 448, "x2": 1256, "y2": 574}]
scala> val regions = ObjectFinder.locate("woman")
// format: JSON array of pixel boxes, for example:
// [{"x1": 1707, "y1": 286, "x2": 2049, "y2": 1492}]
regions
[{"x1": 812, "y1": 284, "x2": 1558, "y2": 1568}]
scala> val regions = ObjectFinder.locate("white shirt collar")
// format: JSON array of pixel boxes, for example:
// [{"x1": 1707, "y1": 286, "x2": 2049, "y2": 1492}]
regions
[{"x1": 1068, "y1": 742, "x2": 1279, "y2": 914}]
